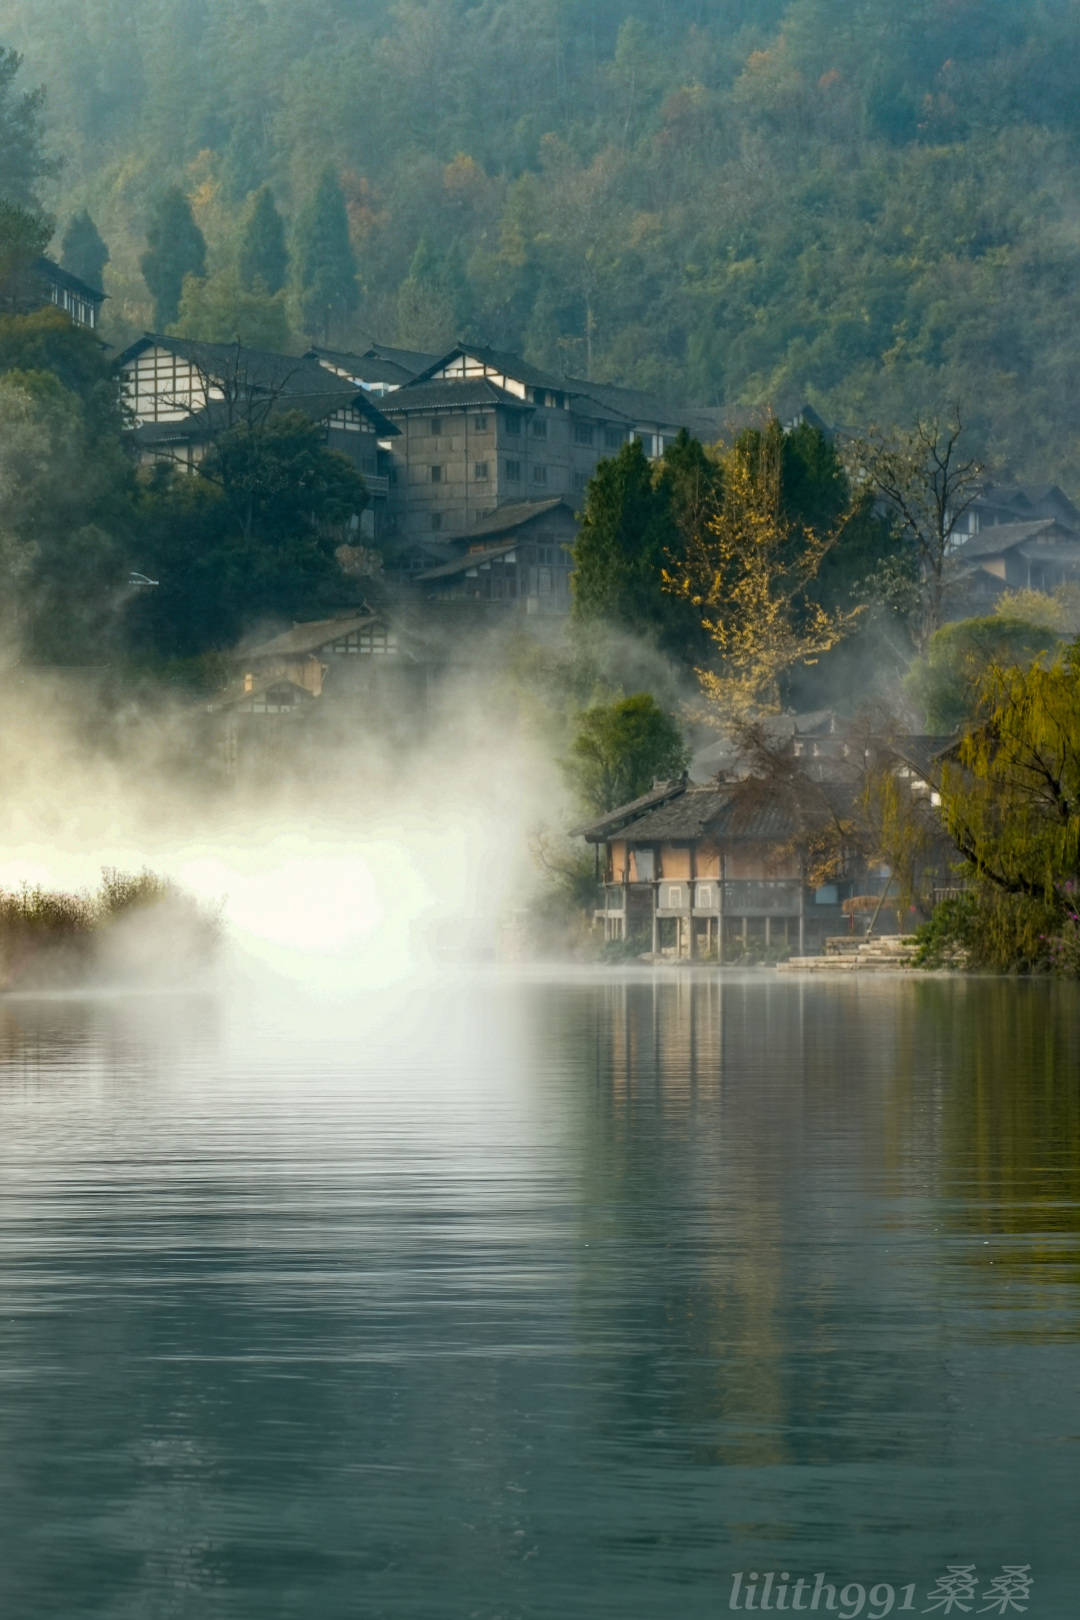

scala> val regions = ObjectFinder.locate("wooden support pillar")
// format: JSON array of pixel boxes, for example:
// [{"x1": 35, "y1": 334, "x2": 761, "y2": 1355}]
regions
[{"x1": 650, "y1": 883, "x2": 659, "y2": 957}]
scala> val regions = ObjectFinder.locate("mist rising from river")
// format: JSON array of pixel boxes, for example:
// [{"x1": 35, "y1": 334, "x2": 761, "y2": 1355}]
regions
[{"x1": 0, "y1": 658, "x2": 570, "y2": 991}]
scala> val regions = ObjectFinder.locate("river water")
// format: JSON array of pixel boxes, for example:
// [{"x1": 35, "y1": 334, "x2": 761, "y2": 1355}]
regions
[{"x1": 0, "y1": 970, "x2": 1077, "y2": 1619}]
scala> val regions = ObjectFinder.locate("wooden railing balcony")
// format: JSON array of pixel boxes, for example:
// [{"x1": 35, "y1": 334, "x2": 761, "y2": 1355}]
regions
[{"x1": 722, "y1": 880, "x2": 803, "y2": 916}]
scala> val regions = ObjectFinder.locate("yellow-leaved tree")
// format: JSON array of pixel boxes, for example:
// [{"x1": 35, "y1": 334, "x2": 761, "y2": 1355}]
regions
[{"x1": 662, "y1": 423, "x2": 863, "y2": 722}]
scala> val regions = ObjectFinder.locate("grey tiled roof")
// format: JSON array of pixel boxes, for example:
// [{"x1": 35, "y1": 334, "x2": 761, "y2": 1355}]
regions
[
  {"x1": 380, "y1": 377, "x2": 530, "y2": 413},
  {"x1": 574, "y1": 779, "x2": 690, "y2": 840},
  {"x1": 625, "y1": 785, "x2": 800, "y2": 843},
  {"x1": 414, "y1": 342, "x2": 568, "y2": 393},
  {"x1": 579, "y1": 775, "x2": 860, "y2": 845},
  {"x1": 417, "y1": 542, "x2": 521, "y2": 582},
  {"x1": 240, "y1": 613, "x2": 382, "y2": 660},
  {"x1": 306, "y1": 346, "x2": 418, "y2": 386},
  {"x1": 955, "y1": 518, "x2": 1070, "y2": 560},
  {"x1": 37, "y1": 255, "x2": 106, "y2": 301},
  {"x1": 451, "y1": 498, "x2": 573, "y2": 543},
  {"x1": 118, "y1": 335, "x2": 398, "y2": 434}
]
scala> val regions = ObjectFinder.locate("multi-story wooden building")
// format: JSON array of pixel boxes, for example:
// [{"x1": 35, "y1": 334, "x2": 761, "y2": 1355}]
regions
[
  {"x1": 116, "y1": 335, "x2": 398, "y2": 539},
  {"x1": 303, "y1": 342, "x2": 438, "y2": 398},
  {"x1": 297, "y1": 336, "x2": 828, "y2": 612},
  {"x1": 376, "y1": 341, "x2": 700, "y2": 549},
  {"x1": 577, "y1": 776, "x2": 863, "y2": 960},
  {"x1": 1, "y1": 256, "x2": 105, "y2": 330},
  {"x1": 37, "y1": 258, "x2": 105, "y2": 330},
  {"x1": 414, "y1": 498, "x2": 577, "y2": 612}
]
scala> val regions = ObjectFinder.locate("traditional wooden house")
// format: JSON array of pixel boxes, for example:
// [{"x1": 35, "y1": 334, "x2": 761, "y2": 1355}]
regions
[
  {"x1": 235, "y1": 611, "x2": 410, "y2": 696},
  {"x1": 1, "y1": 255, "x2": 105, "y2": 329},
  {"x1": 577, "y1": 775, "x2": 867, "y2": 960},
  {"x1": 949, "y1": 518, "x2": 1080, "y2": 616},
  {"x1": 376, "y1": 340, "x2": 693, "y2": 549},
  {"x1": 305, "y1": 342, "x2": 439, "y2": 397},
  {"x1": 116, "y1": 335, "x2": 399, "y2": 539},
  {"x1": 414, "y1": 498, "x2": 576, "y2": 611},
  {"x1": 37, "y1": 258, "x2": 105, "y2": 330},
  {"x1": 949, "y1": 481, "x2": 1080, "y2": 541}
]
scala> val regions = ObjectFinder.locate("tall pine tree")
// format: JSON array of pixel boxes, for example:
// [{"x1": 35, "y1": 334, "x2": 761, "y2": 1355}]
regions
[
  {"x1": 0, "y1": 47, "x2": 56, "y2": 210},
  {"x1": 61, "y1": 210, "x2": 109, "y2": 291},
  {"x1": 238, "y1": 185, "x2": 288, "y2": 295},
  {"x1": 571, "y1": 438, "x2": 707, "y2": 666},
  {"x1": 295, "y1": 166, "x2": 357, "y2": 344},
  {"x1": 140, "y1": 186, "x2": 206, "y2": 331}
]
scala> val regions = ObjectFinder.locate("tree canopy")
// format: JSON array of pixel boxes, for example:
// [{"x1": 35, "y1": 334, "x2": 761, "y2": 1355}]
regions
[
  {"x1": 6, "y1": 1, "x2": 1080, "y2": 480},
  {"x1": 60, "y1": 210, "x2": 109, "y2": 291},
  {"x1": 565, "y1": 692, "x2": 689, "y2": 814},
  {"x1": 295, "y1": 166, "x2": 358, "y2": 344},
  {"x1": 905, "y1": 615, "x2": 1063, "y2": 733},
  {"x1": 238, "y1": 185, "x2": 288, "y2": 296},
  {"x1": 140, "y1": 187, "x2": 207, "y2": 330},
  {"x1": 0, "y1": 45, "x2": 54, "y2": 209}
]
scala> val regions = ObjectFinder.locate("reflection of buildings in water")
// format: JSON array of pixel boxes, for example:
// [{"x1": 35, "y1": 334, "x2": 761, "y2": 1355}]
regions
[{"x1": 576, "y1": 975, "x2": 967, "y2": 1469}]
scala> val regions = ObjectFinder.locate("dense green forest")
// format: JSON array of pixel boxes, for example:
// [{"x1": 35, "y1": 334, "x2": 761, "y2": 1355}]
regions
[{"x1": 3, "y1": 0, "x2": 1080, "y2": 479}]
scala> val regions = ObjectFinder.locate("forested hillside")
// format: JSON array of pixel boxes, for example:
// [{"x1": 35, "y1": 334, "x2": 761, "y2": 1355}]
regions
[{"x1": 4, "y1": 0, "x2": 1080, "y2": 478}]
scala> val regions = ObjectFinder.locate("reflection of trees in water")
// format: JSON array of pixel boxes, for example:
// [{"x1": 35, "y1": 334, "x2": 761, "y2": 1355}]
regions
[
  {"x1": 570, "y1": 976, "x2": 1080, "y2": 1471},
  {"x1": 0, "y1": 993, "x2": 222, "y2": 1094},
  {"x1": 931, "y1": 980, "x2": 1080, "y2": 1303}
]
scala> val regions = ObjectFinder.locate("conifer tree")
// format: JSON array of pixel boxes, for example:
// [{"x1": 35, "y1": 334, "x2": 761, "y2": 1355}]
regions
[
  {"x1": 60, "y1": 209, "x2": 109, "y2": 291},
  {"x1": 140, "y1": 187, "x2": 206, "y2": 331},
  {"x1": 0, "y1": 46, "x2": 56, "y2": 211},
  {"x1": 295, "y1": 166, "x2": 357, "y2": 343},
  {"x1": 238, "y1": 185, "x2": 288, "y2": 295},
  {"x1": 396, "y1": 236, "x2": 459, "y2": 350},
  {"x1": 571, "y1": 438, "x2": 706, "y2": 665}
]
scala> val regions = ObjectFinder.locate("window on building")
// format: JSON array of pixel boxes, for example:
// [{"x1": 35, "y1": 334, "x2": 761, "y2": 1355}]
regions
[
  {"x1": 574, "y1": 424, "x2": 594, "y2": 446},
  {"x1": 505, "y1": 459, "x2": 521, "y2": 481},
  {"x1": 504, "y1": 413, "x2": 521, "y2": 436},
  {"x1": 473, "y1": 415, "x2": 489, "y2": 432},
  {"x1": 474, "y1": 462, "x2": 489, "y2": 480},
  {"x1": 429, "y1": 419, "x2": 441, "y2": 437},
  {"x1": 531, "y1": 417, "x2": 547, "y2": 438},
  {"x1": 431, "y1": 464, "x2": 442, "y2": 482},
  {"x1": 604, "y1": 428, "x2": 625, "y2": 449},
  {"x1": 572, "y1": 471, "x2": 589, "y2": 492},
  {"x1": 357, "y1": 626, "x2": 397, "y2": 654},
  {"x1": 431, "y1": 512, "x2": 442, "y2": 532},
  {"x1": 532, "y1": 464, "x2": 547, "y2": 483}
]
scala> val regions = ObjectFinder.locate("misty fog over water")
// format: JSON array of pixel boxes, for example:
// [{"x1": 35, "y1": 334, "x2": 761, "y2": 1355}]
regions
[{"x1": 1, "y1": 972, "x2": 1078, "y2": 1618}]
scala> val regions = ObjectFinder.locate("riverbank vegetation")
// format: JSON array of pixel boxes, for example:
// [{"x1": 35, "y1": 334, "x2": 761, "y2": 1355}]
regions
[{"x1": 0, "y1": 870, "x2": 222, "y2": 990}]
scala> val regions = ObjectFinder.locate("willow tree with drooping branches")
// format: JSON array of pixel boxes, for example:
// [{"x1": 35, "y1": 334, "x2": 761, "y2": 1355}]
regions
[
  {"x1": 942, "y1": 644, "x2": 1080, "y2": 902},
  {"x1": 662, "y1": 422, "x2": 864, "y2": 724}
]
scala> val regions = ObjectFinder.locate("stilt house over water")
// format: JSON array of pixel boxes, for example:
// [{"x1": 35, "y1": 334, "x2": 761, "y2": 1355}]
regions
[{"x1": 576, "y1": 775, "x2": 869, "y2": 960}]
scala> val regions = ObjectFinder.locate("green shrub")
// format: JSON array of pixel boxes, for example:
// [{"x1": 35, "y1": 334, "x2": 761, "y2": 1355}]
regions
[{"x1": 0, "y1": 869, "x2": 221, "y2": 989}]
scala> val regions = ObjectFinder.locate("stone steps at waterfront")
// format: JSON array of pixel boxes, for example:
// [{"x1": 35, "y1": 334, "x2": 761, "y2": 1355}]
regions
[{"x1": 778, "y1": 936, "x2": 920, "y2": 973}]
